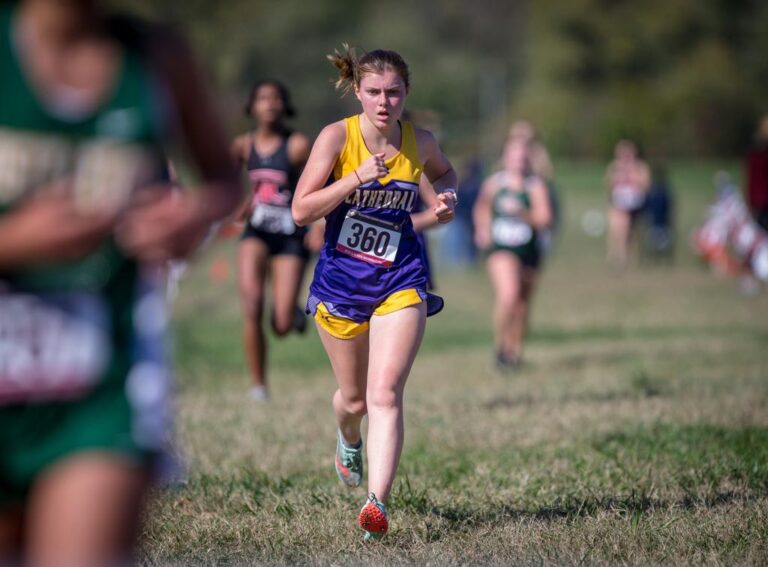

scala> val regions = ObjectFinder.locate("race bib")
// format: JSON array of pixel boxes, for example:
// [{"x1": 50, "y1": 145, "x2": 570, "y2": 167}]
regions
[
  {"x1": 336, "y1": 210, "x2": 402, "y2": 266},
  {"x1": 0, "y1": 292, "x2": 111, "y2": 403},
  {"x1": 492, "y1": 217, "x2": 533, "y2": 247},
  {"x1": 250, "y1": 204, "x2": 295, "y2": 235}
]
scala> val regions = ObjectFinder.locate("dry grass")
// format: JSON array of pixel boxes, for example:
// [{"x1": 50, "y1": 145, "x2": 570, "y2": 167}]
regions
[{"x1": 139, "y1": 162, "x2": 768, "y2": 565}]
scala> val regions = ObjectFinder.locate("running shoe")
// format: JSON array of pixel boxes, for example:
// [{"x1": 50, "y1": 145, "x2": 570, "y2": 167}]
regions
[
  {"x1": 495, "y1": 351, "x2": 521, "y2": 372},
  {"x1": 335, "y1": 430, "x2": 363, "y2": 487},
  {"x1": 359, "y1": 492, "x2": 388, "y2": 541},
  {"x1": 248, "y1": 385, "x2": 270, "y2": 401}
]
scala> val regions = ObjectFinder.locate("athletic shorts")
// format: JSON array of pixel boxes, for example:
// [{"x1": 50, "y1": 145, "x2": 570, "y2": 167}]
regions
[
  {"x1": 307, "y1": 288, "x2": 444, "y2": 340},
  {"x1": 241, "y1": 224, "x2": 310, "y2": 260},
  {"x1": 0, "y1": 375, "x2": 166, "y2": 507},
  {"x1": 489, "y1": 245, "x2": 541, "y2": 270}
]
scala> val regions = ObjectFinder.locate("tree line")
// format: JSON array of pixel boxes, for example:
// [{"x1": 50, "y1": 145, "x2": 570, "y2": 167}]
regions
[{"x1": 108, "y1": 0, "x2": 767, "y2": 160}]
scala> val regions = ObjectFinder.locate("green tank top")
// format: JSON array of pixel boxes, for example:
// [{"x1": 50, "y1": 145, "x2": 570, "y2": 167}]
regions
[
  {"x1": 0, "y1": 1, "x2": 168, "y2": 290},
  {"x1": 0, "y1": 2, "x2": 169, "y2": 402},
  {"x1": 490, "y1": 176, "x2": 538, "y2": 256}
]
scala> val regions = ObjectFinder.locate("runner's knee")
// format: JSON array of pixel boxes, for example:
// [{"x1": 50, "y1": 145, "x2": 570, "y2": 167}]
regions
[
  {"x1": 241, "y1": 289, "x2": 265, "y2": 319},
  {"x1": 496, "y1": 290, "x2": 519, "y2": 311},
  {"x1": 271, "y1": 311, "x2": 293, "y2": 336},
  {"x1": 340, "y1": 394, "x2": 367, "y2": 417},
  {"x1": 367, "y1": 383, "x2": 402, "y2": 411}
]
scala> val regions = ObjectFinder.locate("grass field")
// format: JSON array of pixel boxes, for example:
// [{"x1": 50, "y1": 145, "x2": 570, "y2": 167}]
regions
[{"x1": 139, "y1": 161, "x2": 768, "y2": 565}]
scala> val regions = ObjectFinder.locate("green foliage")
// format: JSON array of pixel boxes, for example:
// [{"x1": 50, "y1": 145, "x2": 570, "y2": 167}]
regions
[
  {"x1": 106, "y1": 0, "x2": 523, "y2": 159},
  {"x1": 106, "y1": 0, "x2": 767, "y2": 158},
  {"x1": 516, "y1": 0, "x2": 768, "y2": 157}
]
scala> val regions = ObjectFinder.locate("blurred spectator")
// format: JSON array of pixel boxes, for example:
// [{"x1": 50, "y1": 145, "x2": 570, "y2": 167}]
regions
[
  {"x1": 605, "y1": 140, "x2": 650, "y2": 269},
  {"x1": 692, "y1": 172, "x2": 768, "y2": 290},
  {"x1": 745, "y1": 115, "x2": 768, "y2": 231},
  {"x1": 641, "y1": 164, "x2": 675, "y2": 260}
]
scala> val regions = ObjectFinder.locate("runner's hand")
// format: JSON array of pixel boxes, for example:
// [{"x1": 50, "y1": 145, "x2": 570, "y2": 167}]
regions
[
  {"x1": 354, "y1": 153, "x2": 389, "y2": 184},
  {"x1": 116, "y1": 187, "x2": 213, "y2": 264},
  {"x1": 0, "y1": 194, "x2": 116, "y2": 266},
  {"x1": 434, "y1": 191, "x2": 456, "y2": 224}
]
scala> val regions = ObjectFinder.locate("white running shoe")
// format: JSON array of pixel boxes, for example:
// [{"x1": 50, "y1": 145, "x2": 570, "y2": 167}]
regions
[{"x1": 248, "y1": 385, "x2": 270, "y2": 402}]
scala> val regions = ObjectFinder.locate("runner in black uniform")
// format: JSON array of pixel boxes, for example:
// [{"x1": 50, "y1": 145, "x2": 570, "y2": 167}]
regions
[{"x1": 230, "y1": 80, "x2": 312, "y2": 401}]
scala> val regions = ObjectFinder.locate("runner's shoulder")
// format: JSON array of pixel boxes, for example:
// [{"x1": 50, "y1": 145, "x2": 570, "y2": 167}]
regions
[
  {"x1": 314, "y1": 121, "x2": 347, "y2": 156},
  {"x1": 287, "y1": 131, "x2": 311, "y2": 164}
]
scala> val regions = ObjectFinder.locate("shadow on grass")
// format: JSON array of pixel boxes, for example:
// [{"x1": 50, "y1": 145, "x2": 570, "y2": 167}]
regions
[
  {"x1": 420, "y1": 323, "x2": 767, "y2": 361},
  {"x1": 482, "y1": 390, "x2": 650, "y2": 410},
  {"x1": 482, "y1": 380, "x2": 663, "y2": 410},
  {"x1": 393, "y1": 423, "x2": 768, "y2": 539},
  {"x1": 422, "y1": 489, "x2": 760, "y2": 529}
]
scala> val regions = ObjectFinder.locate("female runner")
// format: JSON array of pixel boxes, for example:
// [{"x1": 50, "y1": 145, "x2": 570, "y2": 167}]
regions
[
  {"x1": 292, "y1": 46, "x2": 457, "y2": 540},
  {"x1": 230, "y1": 80, "x2": 311, "y2": 401},
  {"x1": 605, "y1": 139, "x2": 650, "y2": 268},
  {"x1": 0, "y1": 1, "x2": 239, "y2": 564},
  {"x1": 473, "y1": 135, "x2": 552, "y2": 369}
]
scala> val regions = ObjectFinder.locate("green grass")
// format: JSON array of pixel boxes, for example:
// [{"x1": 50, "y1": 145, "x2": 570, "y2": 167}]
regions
[{"x1": 139, "y1": 161, "x2": 768, "y2": 565}]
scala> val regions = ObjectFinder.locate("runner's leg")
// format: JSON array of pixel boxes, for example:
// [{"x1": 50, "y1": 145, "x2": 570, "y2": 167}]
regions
[
  {"x1": 25, "y1": 453, "x2": 150, "y2": 567},
  {"x1": 238, "y1": 238, "x2": 270, "y2": 389},
  {"x1": 317, "y1": 326, "x2": 369, "y2": 445},
  {"x1": 608, "y1": 207, "x2": 630, "y2": 268},
  {"x1": 510, "y1": 267, "x2": 538, "y2": 360},
  {"x1": 365, "y1": 302, "x2": 427, "y2": 502},
  {"x1": 270, "y1": 254, "x2": 306, "y2": 336},
  {"x1": 487, "y1": 251, "x2": 523, "y2": 359}
]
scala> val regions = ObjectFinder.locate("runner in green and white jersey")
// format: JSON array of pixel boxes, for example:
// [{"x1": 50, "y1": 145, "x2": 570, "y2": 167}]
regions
[
  {"x1": 473, "y1": 135, "x2": 552, "y2": 370},
  {"x1": 0, "y1": 1, "x2": 239, "y2": 563}
]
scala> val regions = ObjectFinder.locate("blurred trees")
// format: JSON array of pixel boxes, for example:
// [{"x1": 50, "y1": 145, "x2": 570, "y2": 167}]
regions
[
  {"x1": 107, "y1": 0, "x2": 767, "y2": 160},
  {"x1": 514, "y1": 0, "x2": 768, "y2": 159}
]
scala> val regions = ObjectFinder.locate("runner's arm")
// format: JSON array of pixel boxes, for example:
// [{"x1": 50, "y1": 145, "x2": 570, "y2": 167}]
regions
[
  {"x1": 116, "y1": 30, "x2": 240, "y2": 262},
  {"x1": 228, "y1": 136, "x2": 251, "y2": 223},
  {"x1": 527, "y1": 178, "x2": 553, "y2": 229},
  {"x1": 287, "y1": 132, "x2": 312, "y2": 168},
  {"x1": 411, "y1": 176, "x2": 441, "y2": 232},
  {"x1": 416, "y1": 128, "x2": 457, "y2": 224},
  {"x1": 472, "y1": 176, "x2": 496, "y2": 249}
]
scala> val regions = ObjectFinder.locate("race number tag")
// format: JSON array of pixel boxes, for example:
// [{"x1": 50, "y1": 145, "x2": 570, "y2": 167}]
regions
[
  {"x1": 250, "y1": 204, "x2": 295, "y2": 235},
  {"x1": 336, "y1": 210, "x2": 402, "y2": 266},
  {"x1": 0, "y1": 292, "x2": 111, "y2": 403},
  {"x1": 492, "y1": 217, "x2": 533, "y2": 247}
]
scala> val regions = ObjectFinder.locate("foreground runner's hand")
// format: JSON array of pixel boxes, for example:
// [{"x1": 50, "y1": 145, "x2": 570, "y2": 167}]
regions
[
  {"x1": 354, "y1": 153, "x2": 389, "y2": 184},
  {"x1": 116, "y1": 186, "x2": 218, "y2": 263},
  {"x1": 0, "y1": 194, "x2": 117, "y2": 267},
  {"x1": 434, "y1": 191, "x2": 456, "y2": 224}
]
